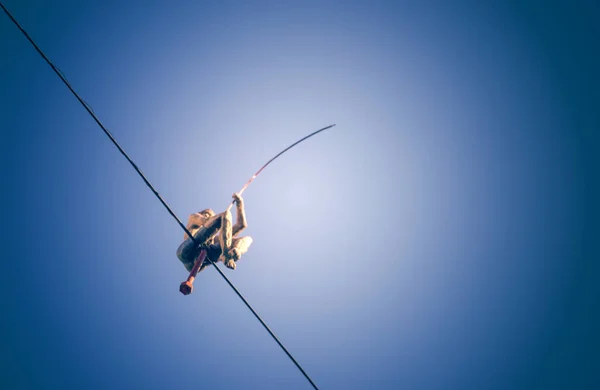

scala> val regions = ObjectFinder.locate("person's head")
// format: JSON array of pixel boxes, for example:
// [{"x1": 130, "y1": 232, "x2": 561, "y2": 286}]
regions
[{"x1": 198, "y1": 208, "x2": 215, "y2": 221}]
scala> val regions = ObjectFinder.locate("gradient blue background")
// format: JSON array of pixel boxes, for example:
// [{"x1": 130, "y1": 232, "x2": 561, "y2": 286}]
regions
[{"x1": 1, "y1": 1, "x2": 598, "y2": 389}]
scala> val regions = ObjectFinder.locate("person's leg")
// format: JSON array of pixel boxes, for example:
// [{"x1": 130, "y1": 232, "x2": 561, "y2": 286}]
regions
[
  {"x1": 217, "y1": 209, "x2": 235, "y2": 268},
  {"x1": 228, "y1": 236, "x2": 253, "y2": 262}
]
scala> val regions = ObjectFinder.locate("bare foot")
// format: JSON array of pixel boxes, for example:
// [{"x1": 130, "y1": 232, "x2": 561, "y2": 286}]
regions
[{"x1": 225, "y1": 259, "x2": 236, "y2": 270}]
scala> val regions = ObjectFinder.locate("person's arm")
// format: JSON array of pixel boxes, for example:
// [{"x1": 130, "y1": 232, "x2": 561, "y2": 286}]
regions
[
  {"x1": 183, "y1": 213, "x2": 202, "y2": 240},
  {"x1": 231, "y1": 193, "x2": 248, "y2": 236}
]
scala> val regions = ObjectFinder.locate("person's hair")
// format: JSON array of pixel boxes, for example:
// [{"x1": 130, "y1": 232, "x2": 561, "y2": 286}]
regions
[{"x1": 199, "y1": 208, "x2": 215, "y2": 217}]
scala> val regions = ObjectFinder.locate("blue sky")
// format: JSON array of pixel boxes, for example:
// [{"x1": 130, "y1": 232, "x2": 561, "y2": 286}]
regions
[{"x1": 1, "y1": 1, "x2": 599, "y2": 389}]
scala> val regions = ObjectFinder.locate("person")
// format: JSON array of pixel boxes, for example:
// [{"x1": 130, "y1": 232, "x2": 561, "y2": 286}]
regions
[{"x1": 176, "y1": 193, "x2": 253, "y2": 275}]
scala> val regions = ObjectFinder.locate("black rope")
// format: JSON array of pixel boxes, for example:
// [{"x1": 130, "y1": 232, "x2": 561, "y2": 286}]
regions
[{"x1": 1, "y1": 3, "x2": 321, "y2": 389}]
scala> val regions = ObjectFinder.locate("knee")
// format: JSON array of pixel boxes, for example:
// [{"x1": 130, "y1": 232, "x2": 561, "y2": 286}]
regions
[{"x1": 240, "y1": 236, "x2": 253, "y2": 247}]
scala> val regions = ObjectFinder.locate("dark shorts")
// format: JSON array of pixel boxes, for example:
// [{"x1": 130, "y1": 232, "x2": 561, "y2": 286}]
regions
[
  {"x1": 204, "y1": 243, "x2": 223, "y2": 264},
  {"x1": 176, "y1": 240, "x2": 222, "y2": 272},
  {"x1": 175, "y1": 226, "x2": 222, "y2": 272}
]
